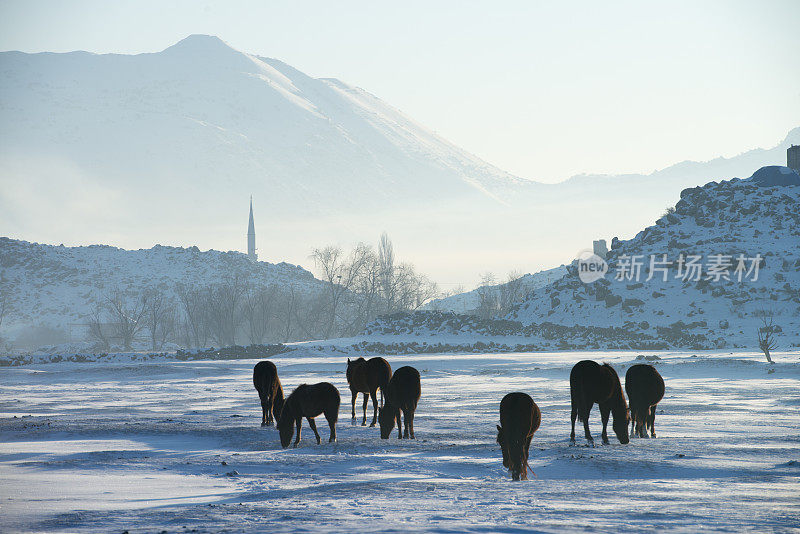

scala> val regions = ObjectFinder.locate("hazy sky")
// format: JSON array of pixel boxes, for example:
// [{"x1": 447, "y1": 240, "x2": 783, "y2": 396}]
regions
[{"x1": 1, "y1": 0, "x2": 798, "y2": 183}]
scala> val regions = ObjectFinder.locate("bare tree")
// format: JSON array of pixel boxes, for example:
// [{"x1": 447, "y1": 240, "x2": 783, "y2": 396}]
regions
[
  {"x1": 378, "y1": 232, "x2": 397, "y2": 312},
  {"x1": 242, "y1": 284, "x2": 278, "y2": 345},
  {"x1": 176, "y1": 284, "x2": 209, "y2": 349},
  {"x1": 205, "y1": 274, "x2": 246, "y2": 347},
  {"x1": 312, "y1": 244, "x2": 371, "y2": 338},
  {"x1": 476, "y1": 272, "x2": 500, "y2": 319},
  {"x1": 143, "y1": 287, "x2": 175, "y2": 351},
  {"x1": 499, "y1": 271, "x2": 524, "y2": 314},
  {"x1": 86, "y1": 304, "x2": 111, "y2": 351},
  {"x1": 105, "y1": 289, "x2": 149, "y2": 350},
  {"x1": 756, "y1": 310, "x2": 778, "y2": 363}
]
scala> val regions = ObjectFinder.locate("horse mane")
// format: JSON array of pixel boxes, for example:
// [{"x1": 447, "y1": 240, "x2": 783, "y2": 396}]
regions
[
  {"x1": 273, "y1": 382, "x2": 285, "y2": 419},
  {"x1": 277, "y1": 384, "x2": 306, "y2": 428},
  {"x1": 602, "y1": 364, "x2": 628, "y2": 413},
  {"x1": 602, "y1": 363, "x2": 620, "y2": 380}
]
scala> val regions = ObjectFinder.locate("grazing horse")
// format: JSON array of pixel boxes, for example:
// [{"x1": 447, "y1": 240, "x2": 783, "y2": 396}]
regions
[
  {"x1": 253, "y1": 361, "x2": 284, "y2": 426},
  {"x1": 277, "y1": 382, "x2": 340, "y2": 448},
  {"x1": 625, "y1": 364, "x2": 665, "y2": 438},
  {"x1": 346, "y1": 357, "x2": 392, "y2": 427},
  {"x1": 379, "y1": 366, "x2": 421, "y2": 439},
  {"x1": 570, "y1": 360, "x2": 630, "y2": 446},
  {"x1": 497, "y1": 392, "x2": 541, "y2": 481}
]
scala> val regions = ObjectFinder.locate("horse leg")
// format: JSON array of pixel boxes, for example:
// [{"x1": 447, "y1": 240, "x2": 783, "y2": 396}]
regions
[
  {"x1": 570, "y1": 402, "x2": 577, "y2": 445},
  {"x1": 361, "y1": 393, "x2": 368, "y2": 426},
  {"x1": 581, "y1": 404, "x2": 594, "y2": 446},
  {"x1": 396, "y1": 412, "x2": 403, "y2": 439},
  {"x1": 600, "y1": 404, "x2": 610, "y2": 445},
  {"x1": 649, "y1": 405, "x2": 657, "y2": 438},
  {"x1": 293, "y1": 417, "x2": 302, "y2": 448},
  {"x1": 307, "y1": 417, "x2": 321, "y2": 444},
  {"x1": 408, "y1": 409, "x2": 415, "y2": 439},
  {"x1": 351, "y1": 390, "x2": 357, "y2": 421},
  {"x1": 369, "y1": 389, "x2": 378, "y2": 427},
  {"x1": 640, "y1": 408, "x2": 649, "y2": 439},
  {"x1": 265, "y1": 392, "x2": 273, "y2": 426},
  {"x1": 402, "y1": 409, "x2": 410, "y2": 439},
  {"x1": 325, "y1": 410, "x2": 337, "y2": 442}
]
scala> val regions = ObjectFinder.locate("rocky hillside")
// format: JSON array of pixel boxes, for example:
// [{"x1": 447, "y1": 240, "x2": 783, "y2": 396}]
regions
[
  {"x1": 0, "y1": 238, "x2": 321, "y2": 348},
  {"x1": 361, "y1": 166, "x2": 800, "y2": 350},
  {"x1": 507, "y1": 166, "x2": 800, "y2": 348}
]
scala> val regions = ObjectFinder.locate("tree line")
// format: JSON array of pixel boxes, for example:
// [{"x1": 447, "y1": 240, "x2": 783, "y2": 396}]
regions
[{"x1": 86, "y1": 233, "x2": 437, "y2": 351}]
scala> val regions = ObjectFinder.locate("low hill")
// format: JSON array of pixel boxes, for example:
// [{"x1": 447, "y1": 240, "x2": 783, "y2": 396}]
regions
[{"x1": 0, "y1": 238, "x2": 321, "y2": 349}]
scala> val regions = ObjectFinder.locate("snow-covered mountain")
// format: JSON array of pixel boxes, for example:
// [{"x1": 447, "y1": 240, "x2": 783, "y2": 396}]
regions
[
  {"x1": 506, "y1": 166, "x2": 800, "y2": 348},
  {"x1": 0, "y1": 34, "x2": 526, "y2": 214},
  {"x1": 0, "y1": 237, "x2": 321, "y2": 348},
  {"x1": 1, "y1": 34, "x2": 797, "y2": 285},
  {"x1": 361, "y1": 166, "x2": 800, "y2": 350}
]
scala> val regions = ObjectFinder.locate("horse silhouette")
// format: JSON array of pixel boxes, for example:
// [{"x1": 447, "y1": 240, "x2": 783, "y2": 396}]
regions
[
  {"x1": 277, "y1": 382, "x2": 340, "y2": 448},
  {"x1": 379, "y1": 366, "x2": 421, "y2": 439},
  {"x1": 346, "y1": 357, "x2": 392, "y2": 426},
  {"x1": 625, "y1": 364, "x2": 665, "y2": 438},
  {"x1": 570, "y1": 360, "x2": 630, "y2": 446},
  {"x1": 253, "y1": 361, "x2": 284, "y2": 426},
  {"x1": 497, "y1": 392, "x2": 541, "y2": 481}
]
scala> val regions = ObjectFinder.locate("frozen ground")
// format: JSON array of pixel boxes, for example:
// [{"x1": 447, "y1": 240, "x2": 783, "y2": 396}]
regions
[{"x1": 1, "y1": 350, "x2": 799, "y2": 533}]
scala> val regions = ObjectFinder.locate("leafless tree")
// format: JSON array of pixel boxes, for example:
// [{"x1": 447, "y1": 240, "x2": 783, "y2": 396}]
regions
[
  {"x1": 176, "y1": 284, "x2": 209, "y2": 349},
  {"x1": 500, "y1": 271, "x2": 525, "y2": 314},
  {"x1": 86, "y1": 304, "x2": 111, "y2": 351},
  {"x1": 378, "y1": 232, "x2": 397, "y2": 312},
  {"x1": 756, "y1": 309, "x2": 778, "y2": 363},
  {"x1": 242, "y1": 284, "x2": 278, "y2": 345},
  {"x1": 476, "y1": 272, "x2": 500, "y2": 319},
  {"x1": 312, "y1": 244, "x2": 371, "y2": 338},
  {"x1": 105, "y1": 289, "x2": 149, "y2": 351},
  {"x1": 143, "y1": 287, "x2": 176, "y2": 351},
  {"x1": 205, "y1": 275, "x2": 246, "y2": 347}
]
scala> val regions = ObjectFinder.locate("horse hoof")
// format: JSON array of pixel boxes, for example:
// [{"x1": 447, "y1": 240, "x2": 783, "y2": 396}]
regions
[
  {"x1": 651, "y1": 433, "x2": 657, "y2": 439},
  {"x1": 261, "y1": 422, "x2": 267, "y2": 427},
  {"x1": 361, "y1": 422, "x2": 366, "y2": 427},
  {"x1": 369, "y1": 423, "x2": 376, "y2": 428}
]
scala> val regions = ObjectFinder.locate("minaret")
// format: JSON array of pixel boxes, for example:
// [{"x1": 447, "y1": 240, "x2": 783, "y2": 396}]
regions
[{"x1": 247, "y1": 196, "x2": 257, "y2": 262}]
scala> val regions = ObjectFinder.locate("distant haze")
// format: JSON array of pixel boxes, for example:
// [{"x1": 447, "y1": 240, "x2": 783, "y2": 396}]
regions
[
  {"x1": 1, "y1": 2, "x2": 799, "y2": 288},
  {"x1": 0, "y1": 1, "x2": 798, "y2": 183}
]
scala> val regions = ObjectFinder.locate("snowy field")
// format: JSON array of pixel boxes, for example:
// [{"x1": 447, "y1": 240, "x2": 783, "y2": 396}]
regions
[{"x1": 1, "y1": 350, "x2": 799, "y2": 533}]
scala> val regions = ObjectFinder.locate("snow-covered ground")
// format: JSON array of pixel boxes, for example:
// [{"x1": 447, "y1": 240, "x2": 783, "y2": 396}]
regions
[{"x1": 2, "y1": 350, "x2": 798, "y2": 532}]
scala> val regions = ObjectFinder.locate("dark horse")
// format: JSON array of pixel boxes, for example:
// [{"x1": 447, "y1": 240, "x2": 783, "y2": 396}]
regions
[
  {"x1": 379, "y1": 366, "x2": 421, "y2": 439},
  {"x1": 570, "y1": 360, "x2": 630, "y2": 446},
  {"x1": 346, "y1": 357, "x2": 392, "y2": 427},
  {"x1": 497, "y1": 392, "x2": 541, "y2": 481},
  {"x1": 277, "y1": 382, "x2": 340, "y2": 448},
  {"x1": 625, "y1": 364, "x2": 665, "y2": 439},
  {"x1": 253, "y1": 361, "x2": 284, "y2": 426}
]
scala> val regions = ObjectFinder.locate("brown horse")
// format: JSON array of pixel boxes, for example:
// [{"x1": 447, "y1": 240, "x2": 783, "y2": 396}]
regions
[
  {"x1": 346, "y1": 357, "x2": 392, "y2": 426},
  {"x1": 379, "y1": 366, "x2": 421, "y2": 439},
  {"x1": 253, "y1": 361, "x2": 284, "y2": 426},
  {"x1": 277, "y1": 382, "x2": 340, "y2": 448},
  {"x1": 625, "y1": 364, "x2": 665, "y2": 438},
  {"x1": 497, "y1": 392, "x2": 541, "y2": 481},
  {"x1": 570, "y1": 360, "x2": 630, "y2": 446}
]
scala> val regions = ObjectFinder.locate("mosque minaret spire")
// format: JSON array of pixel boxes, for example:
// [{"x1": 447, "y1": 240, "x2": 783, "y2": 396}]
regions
[{"x1": 247, "y1": 196, "x2": 257, "y2": 262}]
